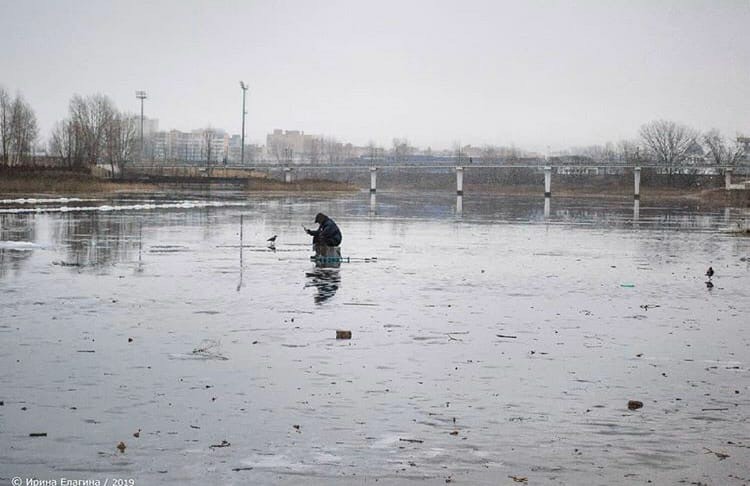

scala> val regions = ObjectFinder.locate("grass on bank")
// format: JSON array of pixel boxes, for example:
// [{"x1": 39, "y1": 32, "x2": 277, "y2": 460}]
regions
[
  {"x1": 0, "y1": 169, "x2": 358, "y2": 195},
  {"x1": 0, "y1": 169, "x2": 156, "y2": 194}
]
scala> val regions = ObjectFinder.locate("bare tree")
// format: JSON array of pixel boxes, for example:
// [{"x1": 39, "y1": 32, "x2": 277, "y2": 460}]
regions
[
  {"x1": 308, "y1": 137, "x2": 322, "y2": 164},
  {"x1": 0, "y1": 88, "x2": 38, "y2": 167},
  {"x1": 104, "y1": 113, "x2": 137, "y2": 177},
  {"x1": 341, "y1": 143, "x2": 354, "y2": 162},
  {"x1": 452, "y1": 141, "x2": 463, "y2": 165},
  {"x1": 481, "y1": 145, "x2": 499, "y2": 163},
  {"x1": 505, "y1": 145, "x2": 520, "y2": 160},
  {"x1": 8, "y1": 95, "x2": 38, "y2": 166},
  {"x1": 639, "y1": 120, "x2": 699, "y2": 168},
  {"x1": 269, "y1": 139, "x2": 285, "y2": 164},
  {"x1": 65, "y1": 94, "x2": 117, "y2": 169},
  {"x1": 203, "y1": 128, "x2": 215, "y2": 169},
  {"x1": 0, "y1": 87, "x2": 9, "y2": 166},
  {"x1": 570, "y1": 144, "x2": 615, "y2": 164},
  {"x1": 391, "y1": 138, "x2": 413, "y2": 164},
  {"x1": 703, "y1": 129, "x2": 744, "y2": 167},
  {"x1": 49, "y1": 120, "x2": 76, "y2": 168},
  {"x1": 49, "y1": 94, "x2": 137, "y2": 172},
  {"x1": 367, "y1": 141, "x2": 382, "y2": 166},
  {"x1": 323, "y1": 137, "x2": 343, "y2": 165},
  {"x1": 617, "y1": 140, "x2": 641, "y2": 165}
]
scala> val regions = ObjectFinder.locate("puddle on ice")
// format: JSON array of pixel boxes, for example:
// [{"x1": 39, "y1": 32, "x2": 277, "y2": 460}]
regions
[
  {"x1": 1, "y1": 191, "x2": 749, "y2": 484},
  {"x1": 148, "y1": 245, "x2": 192, "y2": 253},
  {"x1": 0, "y1": 240, "x2": 43, "y2": 250}
]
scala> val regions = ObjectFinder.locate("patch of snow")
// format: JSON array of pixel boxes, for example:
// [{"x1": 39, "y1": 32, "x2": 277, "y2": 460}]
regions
[{"x1": 0, "y1": 241, "x2": 43, "y2": 250}]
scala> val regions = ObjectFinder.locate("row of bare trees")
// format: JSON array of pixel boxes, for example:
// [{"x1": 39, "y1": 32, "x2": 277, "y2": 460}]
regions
[
  {"x1": 0, "y1": 87, "x2": 39, "y2": 167},
  {"x1": 639, "y1": 121, "x2": 744, "y2": 167},
  {"x1": 569, "y1": 120, "x2": 745, "y2": 168},
  {"x1": 269, "y1": 136, "x2": 356, "y2": 165},
  {"x1": 49, "y1": 94, "x2": 138, "y2": 175},
  {"x1": 701, "y1": 129, "x2": 745, "y2": 166},
  {"x1": 371, "y1": 126, "x2": 745, "y2": 167}
]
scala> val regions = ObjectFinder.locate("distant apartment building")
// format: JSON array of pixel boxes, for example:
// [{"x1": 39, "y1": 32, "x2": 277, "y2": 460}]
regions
[
  {"x1": 228, "y1": 135, "x2": 242, "y2": 163},
  {"x1": 266, "y1": 129, "x2": 363, "y2": 164},
  {"x1": 152, "y1": 128, "x2": 229, "y2": 164},
  {"x1": 738, "y1": 136, "x2": 750, "y2": 160},
  {"x1": 127, "y1": 116, "x2": 159, "y2": 139},
  {"x1": 266, "y1": 129, "x2": 307, "y2": 162},
  {"x1": 148, "y1": 125, "x2": 364, "y2": 165},
  {"x1": 137, "y1": 117, "x2": 159, "y2": 138},
  {"x1": 129, "y1": 117, "x2": 160, "y2": 160},
  {"x1": 227, "y1": 135, "x2": 263, "y2": 164}
]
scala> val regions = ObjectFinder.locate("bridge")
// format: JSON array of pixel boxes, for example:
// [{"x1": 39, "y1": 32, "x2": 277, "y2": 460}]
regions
[{"x1": 125, "y1": 163, "x2": 749, "y2": 198}]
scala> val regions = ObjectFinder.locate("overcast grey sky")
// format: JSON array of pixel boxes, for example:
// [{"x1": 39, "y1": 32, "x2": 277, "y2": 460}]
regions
[{"x1": 1, "y1": 0, "x2": 748, "y2": 150}]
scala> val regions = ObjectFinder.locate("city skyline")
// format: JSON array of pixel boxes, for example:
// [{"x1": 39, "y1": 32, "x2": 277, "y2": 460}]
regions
[{"x1": 1, "y1": 0, "x2": 748, "y2": 152}]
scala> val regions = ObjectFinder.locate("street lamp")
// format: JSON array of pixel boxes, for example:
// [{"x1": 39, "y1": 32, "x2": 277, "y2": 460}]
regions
[
  {"x1": 135, "y1": 90, "x2": 147, "y2": 160},
  {"x1": 239, "y1": 81, "x2": 248, "y2": 165}
]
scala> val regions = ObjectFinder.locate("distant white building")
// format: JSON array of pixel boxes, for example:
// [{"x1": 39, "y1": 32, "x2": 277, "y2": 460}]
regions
[
  {"x1": 130, "y1": 116, "x2": 159, "y2": 138},
  {"x1": 152, "y1": 128, "x2": 229, "y2": 163},
  {"x1": 265, "y1": 128, "x2": 361, "y2": 164},
  {"x1": 266, "y1": 129, "x2": 306, "y2": 162},
  {"x1": 227, "y1": 135, "x2": 263, "y2": 164},
  {"x1": 738, "y1": 136, "x2": 750, "y2": 160}
]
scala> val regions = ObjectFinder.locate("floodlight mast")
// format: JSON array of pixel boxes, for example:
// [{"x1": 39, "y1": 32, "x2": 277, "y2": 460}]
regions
[
  {"x1": 135, "y1": 91, "x2": 147, "y2": 160},
  {"x1": 239, "y1": 81, "x2": 248, "y2": 165}
]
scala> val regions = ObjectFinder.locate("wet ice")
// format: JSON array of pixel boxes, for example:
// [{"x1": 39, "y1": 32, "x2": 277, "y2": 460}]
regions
[{"x1": 0, "y1": 191, "x2": 749, "y2": 485}]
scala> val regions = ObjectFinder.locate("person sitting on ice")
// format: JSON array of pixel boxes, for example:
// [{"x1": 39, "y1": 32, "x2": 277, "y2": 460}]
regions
[{"x1": 304, "y1": 212, "x2": 342, "y2": 257}]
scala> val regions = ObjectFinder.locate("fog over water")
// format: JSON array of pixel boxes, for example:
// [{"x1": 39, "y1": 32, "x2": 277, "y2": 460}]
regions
[
  {"x1": 1, "y1": 190, "x2": 749, "y2": 484},
  {"x1": 2, "y1": 1, "x2": 749, "y2": 149}
]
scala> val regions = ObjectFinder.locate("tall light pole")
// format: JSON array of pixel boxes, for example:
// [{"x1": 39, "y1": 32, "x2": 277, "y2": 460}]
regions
[
  {"x1": 239, "y1": 81, "x2": 248, "y2": 165},
  {"x1": 135, "y1": 90, "x2": 147, "y2": 161}
]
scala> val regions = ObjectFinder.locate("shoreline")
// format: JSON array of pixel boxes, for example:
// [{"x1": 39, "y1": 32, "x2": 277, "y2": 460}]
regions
[
  {"x1": 0, "y1": 169, "x2": 747, "y2": 207},
  {"x1": 0, "y1": 169, "x2": 358, "y2": 196}
]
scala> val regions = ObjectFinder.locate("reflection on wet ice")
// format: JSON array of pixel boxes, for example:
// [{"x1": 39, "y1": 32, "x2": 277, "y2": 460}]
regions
[
  {"x1": 305, "y1": 264, "x2": 341, "y2": 304},
  {"x1": 0, "y1": 213, "x2": 37, "y2": 278}
]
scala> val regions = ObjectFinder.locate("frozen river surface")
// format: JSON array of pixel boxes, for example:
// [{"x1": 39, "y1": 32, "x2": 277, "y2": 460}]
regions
[{"x1": 1, "y1": 191, "x2": 749, "y2": 485}]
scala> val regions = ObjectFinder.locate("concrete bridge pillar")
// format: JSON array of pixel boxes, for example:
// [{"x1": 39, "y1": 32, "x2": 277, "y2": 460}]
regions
[
  {"x1": 284, "y1": 167, "x2": 293, "y2": 184},
  {"x1": 456, "y1": 166, "x2": 464, "y2": 196},
  {"x1": 633, "y1": 199, "x2": 640, "y2": 223},
  {"x1": 370, "y1": 167, "x2": 378, "y2": 193},
  {"x1": 725, "y1": 168, "x2": 733, "y2": 189},
  {"x1": 634, "y1": 167, "x2": 641, "y2": 200},
  {"x1": 369, "y1": 193, "x2": 377, "y2": 216},
  {"x1": 544, "y1": 166, "x2": 552, "y2": 197}
]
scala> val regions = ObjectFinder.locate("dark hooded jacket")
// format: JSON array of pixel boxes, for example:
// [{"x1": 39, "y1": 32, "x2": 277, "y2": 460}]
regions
[{"x1": 307, "y1": 213, "x2": 342, "y2": 246}]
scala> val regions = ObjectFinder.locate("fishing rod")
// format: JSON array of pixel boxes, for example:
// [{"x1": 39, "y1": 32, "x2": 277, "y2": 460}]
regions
[{"x1": 310, "y1": 255, "x2": 378, "y2": 263}]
